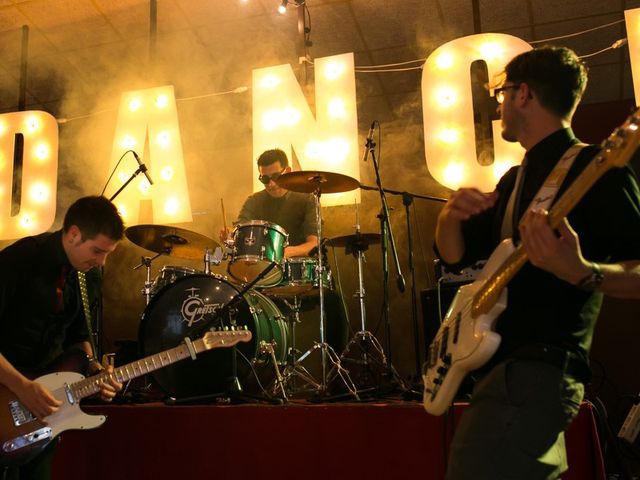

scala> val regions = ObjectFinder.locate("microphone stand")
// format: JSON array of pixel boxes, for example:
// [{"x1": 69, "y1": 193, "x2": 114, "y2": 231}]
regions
[
  {"x1": 361, "y1": 185, "x2": 446, "y2": 386},
  {"x1": 368, "y1": 146, "x2": 406, "y2": 388},
  {"x1": 108, "y1": 163, "x2": 150, "y2": 202}
]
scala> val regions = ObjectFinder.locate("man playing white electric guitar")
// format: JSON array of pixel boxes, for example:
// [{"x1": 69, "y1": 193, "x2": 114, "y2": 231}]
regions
[
  {"x1": 434, "y1": 46, "x2": 640, "y2": 480},
  {"x1": 0, "y1": 196, "x2": 125, "y2": 479}
]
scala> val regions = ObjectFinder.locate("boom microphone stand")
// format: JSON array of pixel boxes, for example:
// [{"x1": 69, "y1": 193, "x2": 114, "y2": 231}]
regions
[
  {"x1": 359, "y1": 185, "x2": 446, "y2": 381},
  {"x1": 363, "y1": 123, "x2": 406, "y2": 389}
]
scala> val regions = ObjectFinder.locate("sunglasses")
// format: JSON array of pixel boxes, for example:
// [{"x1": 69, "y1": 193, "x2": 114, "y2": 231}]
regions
[{"x1": 258, "y1": 168, "x2": 286, "y2": 185}]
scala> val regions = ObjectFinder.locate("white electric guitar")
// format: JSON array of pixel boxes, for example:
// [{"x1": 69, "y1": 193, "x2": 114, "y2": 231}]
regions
[
  {"x1": 0, "y1": 328, "x2": 251, "y2": 466},
  {"x1": 423, "y1": 109, "x2": 640, "y2": 416}
]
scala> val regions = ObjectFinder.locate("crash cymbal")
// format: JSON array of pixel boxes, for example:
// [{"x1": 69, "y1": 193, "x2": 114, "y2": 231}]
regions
[
  {"x1": 326, "y1": 232, "x2": 381, "y2": 248},
  {"x1": 275, "y1": 171, "x2": 360, "y2": 194},
  {"x1": 125, "y1": 224, "x2": 219, "y2": 260}
]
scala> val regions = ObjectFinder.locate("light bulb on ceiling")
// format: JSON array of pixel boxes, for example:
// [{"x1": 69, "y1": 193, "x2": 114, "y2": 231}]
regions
[{"x1": 277, "y1": 0, "x2": 287, "y2": 14}]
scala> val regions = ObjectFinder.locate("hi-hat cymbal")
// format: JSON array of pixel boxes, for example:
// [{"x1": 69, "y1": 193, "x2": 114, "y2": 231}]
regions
[
  {"x1": 326, "y1": 232, "x2": 381, "y2": 248},
  {"x1": 125, "y1": 224, "x2": 219, "y2": 260},
  {"x1": 276, "y1": 171, "x2": 360, "y2": 194}
]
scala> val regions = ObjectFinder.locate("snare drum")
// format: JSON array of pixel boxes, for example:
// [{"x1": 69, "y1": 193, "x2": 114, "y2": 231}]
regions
[
  {"x1": 228, "y1": 221, "x2": 288, "y2": 287},
  {"x1": 263, "y1": 257, "x2": 333, "y2": 297}
]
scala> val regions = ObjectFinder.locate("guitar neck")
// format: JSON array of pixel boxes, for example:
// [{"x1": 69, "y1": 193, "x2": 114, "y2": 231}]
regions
[{"x1": 70, "y1": 337, "x2": 208, "y2": 401}]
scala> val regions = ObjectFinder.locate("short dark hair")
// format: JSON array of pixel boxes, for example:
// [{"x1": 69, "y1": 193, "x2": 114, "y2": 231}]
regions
[
  {"x1": 63, "y1": 196, "x2": 125, "y2": 241},
  {"x1": 504, "y1": 46, "x2": 588, "y2": 119},
  {"x1": 257, "y1": 149, "x2": 289, "y2": 168}
]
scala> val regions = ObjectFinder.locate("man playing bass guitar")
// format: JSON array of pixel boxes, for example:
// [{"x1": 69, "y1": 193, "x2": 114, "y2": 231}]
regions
[{"x1": 435, "y1": 46, "x2": 640, "y2": 479}]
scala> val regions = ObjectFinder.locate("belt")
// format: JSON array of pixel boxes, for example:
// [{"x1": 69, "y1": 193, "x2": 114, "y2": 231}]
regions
[{"x1": 509, "y1": 344, "x2": 591, "y2": 384}]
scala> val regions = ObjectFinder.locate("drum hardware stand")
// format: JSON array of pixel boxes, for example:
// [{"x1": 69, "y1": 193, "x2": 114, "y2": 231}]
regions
[
  {"x1": 132, "y1": 251, "x2": 164, "y2": 304},
  {"x1": 335, "y1": 223, "x2": 389, "y2": 395},
  {"x1": 203, "y1": 246, "x2": 223, "y2": 274},
  {"x1": 277, "y1": 296, "x2": 321, "y2": 395},
  {"x1": 258, "y1": 340, "x2": 288, "y2": 401},
  {"x1": 303, "y1": 182, "x2": 358, "y2": 399}
]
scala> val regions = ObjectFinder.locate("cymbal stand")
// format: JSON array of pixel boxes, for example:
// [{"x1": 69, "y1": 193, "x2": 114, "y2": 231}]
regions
[
  {"x1": 298, "y1": 181, "x2": 358, "y2": 399},
  {"x1": 132, "y1": 251, "x2": 163, "y2": 304},
  {"x1": 278, "y1": 296, "x2": 320, "y2": 395},
  {"x1": 340, "y1": 218, "x2": 388, "y2": 393}
]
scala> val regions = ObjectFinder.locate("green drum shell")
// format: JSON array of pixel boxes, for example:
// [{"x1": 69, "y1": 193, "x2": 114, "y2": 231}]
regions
[{"x1": 228, "y1": 220, "x2": 288, "y2": 287}]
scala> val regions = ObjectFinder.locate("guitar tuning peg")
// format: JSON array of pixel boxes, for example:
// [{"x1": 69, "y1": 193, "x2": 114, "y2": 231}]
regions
[
  {"x1": 230, "y1": 325, "x2": 236, "y2": 331},
  {"x1": 224, "y1": 326, "x2": 229, "y2": 331}
]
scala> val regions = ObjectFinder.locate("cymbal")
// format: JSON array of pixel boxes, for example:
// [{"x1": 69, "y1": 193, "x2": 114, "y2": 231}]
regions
[
  {"x1": 125, "y1": 224, "x2": 219, "y2": 260},
  {"x1": 275, "y1": 171, "x2": 360, "y2": 194},
  {"x1": 326, "y1": 232, "x2": 381, "y2": 248}
]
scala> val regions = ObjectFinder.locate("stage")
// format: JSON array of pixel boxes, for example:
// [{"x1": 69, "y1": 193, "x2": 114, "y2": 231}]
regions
[{"x1": 52, "y1": 400, "x2": 605, "y2": 480}]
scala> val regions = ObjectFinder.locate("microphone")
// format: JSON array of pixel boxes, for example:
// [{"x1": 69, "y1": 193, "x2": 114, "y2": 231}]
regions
[
  {"x1": 361, "y1": 121, "x2": 376, "y2": 162},
  {"x1": 132, "y1": 151, "x2": 154, "y2": 185}
]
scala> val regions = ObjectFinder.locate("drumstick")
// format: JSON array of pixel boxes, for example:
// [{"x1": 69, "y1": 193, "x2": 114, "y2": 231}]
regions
[{"x1": 221, "y1": 198, "x2": 229, "y2": 233}]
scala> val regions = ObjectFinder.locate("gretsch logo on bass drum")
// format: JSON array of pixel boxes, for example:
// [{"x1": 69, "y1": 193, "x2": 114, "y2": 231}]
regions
[{"x1": 181, "y1": 287, "x2": 224, "y2": 327}]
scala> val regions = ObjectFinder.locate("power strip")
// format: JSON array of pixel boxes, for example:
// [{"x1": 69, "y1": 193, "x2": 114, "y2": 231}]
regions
[{"x1": 618, "y1": 401, "x2": 640, "y2": 443}]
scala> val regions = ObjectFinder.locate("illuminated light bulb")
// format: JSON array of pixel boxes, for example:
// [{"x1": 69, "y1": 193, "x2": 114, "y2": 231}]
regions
[
  {"x1": 277, "y1": 1, "x2": 287, "y2": 14},
  {"x1": 305, "y1": 140, "x2": 324, "y2": 160},
  {"x1": 121, "y1": 135, "x2": 137, "y2": 149},
  {"x1": 435, "y1": 52, "x2": 454, "y2": 70},
  {"x1": 325, "y1": 137, "x2": 350, "y2": 164},
  {"x1": 29, "y1": 183, "x2": 49, "y2": 203},
  {"x1": 324, "y1": 61, "x2": 345, "y2": 81},
  {"x1": 34, "y1": 144, "x2": 49, "y2": 160},
  {"x1": 438, "y1": 127, "x2": 460, "y2": 144},
  {"x1": 25, "y1": 115, "x2": 40, "y2": 133},
  {"x1": 117, "y1": 171, "x2": 129, "y2": 183},
  {"x1": 19, "y1": 213, "x2": 33, "y2": 230},
  {"x1": 164, "y1": 197, "x2": 180, "y2": 215},
  {"x1": 436, "y1": 87, "x2": 457, "y2": 108},
  {"x1": 479, "y1": 41, "x2": 504, "y2": 61},
  {"x1": 327, "y1": 98, "x2": 347, "y2": 118},
  {"x1": 160, "y1": 166, "x2": 175, "y2": 181},
  {"x1": 260, "y1": 74, "x2": 281, "y2": 89},
  {"x1": 282, "y1": 106, "x2": 301, "y2": 126},
  {"x1": 493, "y1": 159, "x2": 514, "y2": 180},
  {"x1": 156, "y1": 131, "x2": 171, "y2": 148},
  {"x1": 138, "y1": 179, "x2": 151, "y2": 195},
  {"x1": 442, "y1": 162, "x2": 465, "y2": 189},
  {"x1": 155, "y1": 95, "x2": 169, "y2": 109},
  {"x1": 262, "y1": 110, "x2": 281, "y2": 130},
  {"x1": 0, "y1": 123, "x2": 6, "y2": 136},
  {"x1": 129, "y1": 97, "x2": 142, "y2": 112}
]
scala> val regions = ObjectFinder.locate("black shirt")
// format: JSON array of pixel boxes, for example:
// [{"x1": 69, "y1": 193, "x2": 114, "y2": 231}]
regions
[
  {"x1": 441, "y1": 128, "x2": 640, "y2": 365},
  {"x1": 0, "y1": 230, "x2": 100, "y2": 371},
  {"x1": 237, "y1": 190, "x2": 317, "y2": 246}
]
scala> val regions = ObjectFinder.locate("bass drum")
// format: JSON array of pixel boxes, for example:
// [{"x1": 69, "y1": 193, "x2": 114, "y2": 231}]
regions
[{"x1": 139, "y1": 274, "x2": 288, "y2": 399}]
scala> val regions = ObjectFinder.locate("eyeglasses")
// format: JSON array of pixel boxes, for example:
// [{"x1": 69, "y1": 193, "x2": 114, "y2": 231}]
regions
[
  {"x1": 494, "y1": 84, "x2": 521, "y2": 104},
  {"x1": 258, "y1": 168, "x2": 286, "y2": 185}
]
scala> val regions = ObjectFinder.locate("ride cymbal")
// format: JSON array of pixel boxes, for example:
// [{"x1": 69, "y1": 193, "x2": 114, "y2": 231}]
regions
[{"x1": 275, "y1": 171, "x2": 360, "y2": 194}]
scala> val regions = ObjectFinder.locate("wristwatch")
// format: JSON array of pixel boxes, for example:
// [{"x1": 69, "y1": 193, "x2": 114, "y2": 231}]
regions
[{"x1": 576, "y1": 262, "x2": 604, "y2": 292}]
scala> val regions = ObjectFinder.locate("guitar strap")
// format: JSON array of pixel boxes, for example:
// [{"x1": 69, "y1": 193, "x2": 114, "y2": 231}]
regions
[
  {"x1": 77, "y1": 271, "x2": 98, "y2": 356},
  {"x1": 501, "y1": 143, "x2": 587, "y2": 240}
]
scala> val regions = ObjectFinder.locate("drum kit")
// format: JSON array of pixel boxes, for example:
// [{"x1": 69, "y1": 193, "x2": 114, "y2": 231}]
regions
[{"x1": 127, "y1": 170, "x2": 387, "y2": 402}]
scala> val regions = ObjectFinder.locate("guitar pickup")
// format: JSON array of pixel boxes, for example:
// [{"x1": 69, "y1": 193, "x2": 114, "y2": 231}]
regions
[
  {"x1": 2, "y1": 427, "x2": 52, "y2": 453},
  {"x1": 9, "y1": 400, "x2": 35, "y2": 426}
]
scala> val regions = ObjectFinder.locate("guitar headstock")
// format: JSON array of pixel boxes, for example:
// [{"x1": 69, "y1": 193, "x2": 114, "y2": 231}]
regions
[
  {"x1": 599, "y1": 107, "x2": 640, "y2": 168},
  {"x1": 202, "y1": 327, "x2": 252, "y2": 350}
]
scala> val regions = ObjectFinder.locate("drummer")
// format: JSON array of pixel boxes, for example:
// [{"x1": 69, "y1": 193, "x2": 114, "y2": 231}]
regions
[{"x1": 222, "y1": 148, "x2": 318, "y2": 256}]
